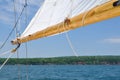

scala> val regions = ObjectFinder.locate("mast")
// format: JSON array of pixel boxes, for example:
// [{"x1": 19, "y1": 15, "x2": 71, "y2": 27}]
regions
[{"x1": 12, "y1": 0, "x2": 120, "y2": 45}]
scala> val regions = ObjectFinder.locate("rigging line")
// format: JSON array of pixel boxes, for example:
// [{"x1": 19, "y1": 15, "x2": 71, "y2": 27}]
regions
[
  {"x1": 0, "y1": 2, "x2": 27, "y2": 50},
  {"x1": 13, "y1": 0, "x2": 17, "y2": 37},
  {"x1": 16, "y1": 45, "x2": 21, "y2": 80},
  {"x1": 65, "y1": 1, "x2": 102, "y2": 56},
  {"x1": 61, "y1": 0, "x2": 78, "y2": 57},
  {"x1": 62, "y1": 21, "x2": 78, "y2": 57},
  {"x1": 61, "y1": 0, "x2": 98, "y2": 57},
  {"x1": 56, "y1": 18, "x2": 78, "y2": 56},
  {"x1": 81, "y1": 0, "x2": 103, "y2": 27},
  {"x1": 0, "y1": 50, "x2": 11, "y2": 57},
  {"x1": 25, "y1": 42, "x2": 29, "y2": 80},
  {"x1": 0, "y1": 53, "x2": 14, "y2": 71},
  {"x1": 13, "y1": 0, "x2": 21, "y2": 80},
  {"x1": 65, "y1": 32, "x2": 78, "y2": 57},
  {"x1": 16, "y1": 50, "x2": 21, "y2": 80},
  {"x1": 24, "y1": 0, "x2": 29, "y2": 80}
]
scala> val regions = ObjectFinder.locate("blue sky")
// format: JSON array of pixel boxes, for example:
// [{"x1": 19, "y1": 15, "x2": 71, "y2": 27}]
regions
[{"x1": 0, "y1": 0, "x2": 120, "y2": 58}]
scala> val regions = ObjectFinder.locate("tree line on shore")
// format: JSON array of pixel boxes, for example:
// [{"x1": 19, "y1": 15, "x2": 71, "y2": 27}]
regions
[{"x1": 0, "y1": 56, "x2": 120, "y2": 65}]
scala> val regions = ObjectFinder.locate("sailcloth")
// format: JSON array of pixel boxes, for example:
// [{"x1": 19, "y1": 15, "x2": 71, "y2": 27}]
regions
[
  {"x1": 12, "y1": 0, "x2": 120, "y2": 44},
  {"x1": 22, "y1": 0, "x2": 109, "y2": 37}
]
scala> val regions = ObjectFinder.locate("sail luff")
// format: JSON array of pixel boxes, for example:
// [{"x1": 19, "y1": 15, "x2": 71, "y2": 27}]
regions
[{"x1": 12, "y1": 0, "x2": 120, "y2": 45}]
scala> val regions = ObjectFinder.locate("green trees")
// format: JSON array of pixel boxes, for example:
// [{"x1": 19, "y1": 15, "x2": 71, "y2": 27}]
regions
[{"x1": 0, "y1": 56, "x2": 120, "y2": 65}]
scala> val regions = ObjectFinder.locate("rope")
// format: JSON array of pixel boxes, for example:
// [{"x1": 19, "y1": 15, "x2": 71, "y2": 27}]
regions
[
  {"x1": 25, "y1": 43, "x2": 29, "y2": 80},
  {"x1": 17, "y1": 51, "x2": 21, "y2": 80},
  {"x1": 65, "y1": 33, "x2": 78, "y2": 57},
  {"x1": 62, "y1": 21, "x2": 78, "y2": 57},
  {"x1": 81, "y1": 0, "x2": 103, "y2": 27},
  {"x1": 61, "y1": 0, "x2": 78, "y2": 57},
  {"x1": 0, "y1": 1, "x2": 27, "y2": 50},
  {"x1": 64, "y1": 0, "x2": 103, "y2": 57},
  {"x1": 0, "y1": 50, "x2": 11, "y2": 57},
  {"x1": 25, "y1": 0, "x2": 29, "y2": 80},
  {"x1": 13, "y1": 0, "x2": 21, "y2": 80},
  {"x1": 13, "y1": 0, "x2": 18, "y2": 38},
  {"x1": 0, "y1": 53, "x2": 14, "y2": 71},
  {"x1": 63, "y1": 0, "x2": 103, "y2": 57}
]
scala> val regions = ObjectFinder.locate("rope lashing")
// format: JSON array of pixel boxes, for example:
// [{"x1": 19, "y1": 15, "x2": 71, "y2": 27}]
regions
[
  {"x1": 11, "y1": 43, "x2": 21, "y2": 53},
  {"x1": 63, "y1": 18, "x2": 78, "y2": 57},
  {"x1": 64, "y1": 17, "x2": 71, "y2": 26}
]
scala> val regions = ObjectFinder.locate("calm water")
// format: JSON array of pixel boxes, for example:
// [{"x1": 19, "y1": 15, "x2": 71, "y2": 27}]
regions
[{"x1": 0, "y1": 65, "x2": 120, "y2": 80}]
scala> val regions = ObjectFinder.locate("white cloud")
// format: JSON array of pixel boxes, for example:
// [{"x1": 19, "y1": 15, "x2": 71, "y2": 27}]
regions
[{"x1": 103, "y1": 38, "x2": 120, "y2": 44}]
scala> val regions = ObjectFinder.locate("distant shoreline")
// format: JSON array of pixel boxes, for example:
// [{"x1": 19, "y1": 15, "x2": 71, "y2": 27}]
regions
[{"x1": 0, "y1": 56, "x2": 120, "y2": 65}]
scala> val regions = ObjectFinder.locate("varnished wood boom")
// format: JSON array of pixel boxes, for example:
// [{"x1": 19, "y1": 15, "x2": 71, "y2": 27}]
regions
[{"x1": 12, "y1": 0, "x2": 120, "y2": 45}]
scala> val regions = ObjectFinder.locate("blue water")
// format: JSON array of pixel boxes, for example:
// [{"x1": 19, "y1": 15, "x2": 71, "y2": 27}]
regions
[{"x1": 0, "y1": 65, "x2": 120, "y2": 80}]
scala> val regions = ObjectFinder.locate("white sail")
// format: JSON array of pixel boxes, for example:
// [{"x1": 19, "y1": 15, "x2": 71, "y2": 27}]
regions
[
  {"x1": 12, "y1": 0, "x2": 120, "y2": 44},
  {"x1": 21, "y1": 0, "x2": 110, "y2": 37}
]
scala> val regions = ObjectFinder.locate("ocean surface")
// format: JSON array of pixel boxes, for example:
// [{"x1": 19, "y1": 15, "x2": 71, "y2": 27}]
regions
[{"x1": 0, "y1": 65, "x2": 120, "y2": 80}]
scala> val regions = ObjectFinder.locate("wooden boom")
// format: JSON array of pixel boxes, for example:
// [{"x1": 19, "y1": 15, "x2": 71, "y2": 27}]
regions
[{"x1": 12, "y1": 0, "x2": 120, "y2": 45}]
